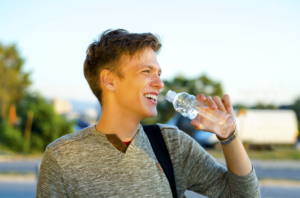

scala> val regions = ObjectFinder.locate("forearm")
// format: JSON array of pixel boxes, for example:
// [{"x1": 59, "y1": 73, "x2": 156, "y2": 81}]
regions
[
  {"x1": 179, "y1": 128, "x2": 260, "y2": 197},
  {"x1": 191, "y1": 94, "x2": 259, "y2": 196},
  {"x1": 220, "y1": 135, "x2": 252, "y2": 176}
]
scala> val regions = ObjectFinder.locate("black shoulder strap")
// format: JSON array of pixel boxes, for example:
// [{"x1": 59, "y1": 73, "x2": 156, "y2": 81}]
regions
[{"x1": 143, "y1": 125, "x2": 178, "y2": 198}]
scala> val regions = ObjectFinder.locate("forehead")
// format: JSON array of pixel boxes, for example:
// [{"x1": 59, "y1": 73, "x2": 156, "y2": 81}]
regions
[{"x1": 121, "y1": 48, "x2": 161, "y2": 72}]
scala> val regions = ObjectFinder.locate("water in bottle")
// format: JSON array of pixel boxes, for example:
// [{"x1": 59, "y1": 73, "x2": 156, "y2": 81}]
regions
[{"x1": 165, "y1": 90, "x2": 236, "y2": 138}]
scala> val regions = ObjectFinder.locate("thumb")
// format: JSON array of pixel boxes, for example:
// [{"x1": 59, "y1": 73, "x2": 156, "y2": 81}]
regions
[{"x1": 191, "y1": 119, "x2": 203, "y2": 131}]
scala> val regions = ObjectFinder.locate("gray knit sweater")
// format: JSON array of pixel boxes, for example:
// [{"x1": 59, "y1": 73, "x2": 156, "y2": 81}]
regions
[{"x1": 36, "y1": 124, "x2": 260, "y2": 198}]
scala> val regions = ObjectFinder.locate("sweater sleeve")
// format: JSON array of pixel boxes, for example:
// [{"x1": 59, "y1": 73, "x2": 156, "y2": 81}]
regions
[
  {"x1": 36, "y1": 148, "x2": 68, "y2": 198},
  {"x1": 178, "y1": 130, "x2": 260, "y2": 198}
]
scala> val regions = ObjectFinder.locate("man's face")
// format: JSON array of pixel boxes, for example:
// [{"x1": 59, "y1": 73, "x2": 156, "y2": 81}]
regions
[{"x1": 114, "y1": 48, "x2": 164, "y2": 120}]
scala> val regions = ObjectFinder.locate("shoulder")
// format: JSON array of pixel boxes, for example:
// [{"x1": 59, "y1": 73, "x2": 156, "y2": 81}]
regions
[
  {"x1": 156, "y1": 123, "x2": 190, "y2": 138},
  {"x1": 46, "y1": 126, "x2": 93, "y2": 152},
  {"x1": 155, "y1": 123, "x2": 193, "y2": 145},
  {"x1": 154, "y1": 124, "x2": 209, "y2": 169},
  {"x1": 156, "y1": 123, "x2": 179, "y2": 131},
  {"x1": 155, "y1": 123, "x2": 213, "y2": 162}
]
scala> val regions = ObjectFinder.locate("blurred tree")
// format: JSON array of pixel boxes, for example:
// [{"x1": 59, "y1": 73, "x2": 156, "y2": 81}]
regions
[
  {"x1": 0, "y1": 43, "x2": 74, "y2": 152},
  {"x1": 233, "y1": 103, "x2": 247, "y2": 110},
  {"x1": 292, "y1": 98, "x2": 300, "y2": 120},
  {"x1": 142, "y1": 74, "x2": 223, "y2": 125},
  {"x1": 251, "y1": 102, "x2": 277, "y2": 109},
  {"x1": 291, "y1": 98, "x2": 300, "y2": 139},
  {"x1": 8, "y1": 104, "x2": 17, "y2": 126},
  {"x1": 16, "y1": 92, "x2": 74, "y2": 151},
  {"x1": 0, "y1": 120, "x2": 24, "y2": 152},
  {"x1": 0, "y1": 43, "x2": 31, "y2": 120}
]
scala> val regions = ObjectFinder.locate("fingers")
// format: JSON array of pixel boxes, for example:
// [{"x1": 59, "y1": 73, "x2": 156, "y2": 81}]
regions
[
  {"x1": 206, "y1": 96, "x2": 218, "y2": 110},
  {"x1": 222, "y1": 94, "x2": 235, "y2": 117},
  {"x1": 195, "y1": 94, "x2": 232, "y2": 114},
  {"x1": 191, "y1": 119, "x2": 203, "y2": 130},
  {"x1": 196, "y1": 94, "x2": 206, "y2": 101},
  {"x1": 213, "y1": 96, "x2": 227, "y2": 113},
  {"x1": 191, "y1": 118, "x2": 213, "y2": 133},
  {"x1": 191, "y1": 94, "x2": 236, "y2": 132}
]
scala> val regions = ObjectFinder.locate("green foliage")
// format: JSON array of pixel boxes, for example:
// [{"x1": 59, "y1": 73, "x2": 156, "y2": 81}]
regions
[
  {"x1": 291, "y1": 98, "x2": 300, "y2": 121},
  {"x1": 0, "y1": 43, "x2": 74, "y2": 153},
  {"x1": 233, "y1": 103, "x2": 247, "y2": 110},
  {"x1": 16, "y1": 92, "x2": 75, "y2": 151},
  {"x1": 142, "y1": 74, "x2": 223, "y2": 125},
  {"x1": 0, "y1": 121, "x2": 24, "y2": 152},
  {"x1": 291, "y1": 98, "x2": 300, "y2": 139},
  {"x1": 0, "y1": 43, "x2": 31, "y2": 119},
  {"x1": 251, "y1": 102, "x2": 277, "y2": 109}
]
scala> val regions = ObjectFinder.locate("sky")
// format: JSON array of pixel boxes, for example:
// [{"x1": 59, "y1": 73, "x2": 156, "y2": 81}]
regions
[{"x1": 1, "y1": 0, "x2": 299, "y2": 106}]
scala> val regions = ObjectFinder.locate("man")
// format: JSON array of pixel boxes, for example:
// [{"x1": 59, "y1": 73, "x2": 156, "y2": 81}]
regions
[{"x1": 37, "y1": 29, "x2": 260, "y2": 197}]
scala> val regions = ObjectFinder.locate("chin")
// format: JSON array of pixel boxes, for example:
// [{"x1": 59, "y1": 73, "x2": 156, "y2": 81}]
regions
[{"x1": 144, "y1": 109, "x2": 157, "y2": 118}]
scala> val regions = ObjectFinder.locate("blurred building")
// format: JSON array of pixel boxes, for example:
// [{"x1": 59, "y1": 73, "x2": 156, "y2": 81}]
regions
[
  {"x1": 237, "y1": 109, "x2": 298, "y2": 144},
  {"x1": 52, "y1": 98, "x2": 100, "y2": 132},
  {"x1": 53, "y1": 98, "x2": 72, "y2": 114},
  {"x1": 83, "y1": 108, "x2": 98, "y2": 120}
]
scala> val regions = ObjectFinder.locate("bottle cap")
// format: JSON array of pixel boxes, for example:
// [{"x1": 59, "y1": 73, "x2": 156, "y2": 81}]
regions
[{"x1": 165, "y1": 90, "x2": 177, "y2": 102}]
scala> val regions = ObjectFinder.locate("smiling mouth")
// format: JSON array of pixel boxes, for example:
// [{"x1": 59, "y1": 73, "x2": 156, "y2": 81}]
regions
[{"x1": 144, "y1": 94, "x2": 157, "y2": 102}]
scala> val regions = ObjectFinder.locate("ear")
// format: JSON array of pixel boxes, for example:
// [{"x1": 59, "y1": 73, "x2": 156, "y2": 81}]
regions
[{"x1": 100, "y1": 69, "x2": 116, "y2": 91}]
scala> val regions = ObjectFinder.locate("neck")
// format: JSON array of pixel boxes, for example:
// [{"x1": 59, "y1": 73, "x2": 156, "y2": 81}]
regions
[{"x1": 96, "y1": 105, "x2": 141, "y2": 142}]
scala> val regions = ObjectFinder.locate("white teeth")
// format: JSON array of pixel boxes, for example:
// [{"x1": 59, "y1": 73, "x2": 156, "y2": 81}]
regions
[{"x1": 144, "y1": 94, "x2": 157, "y2": 101}]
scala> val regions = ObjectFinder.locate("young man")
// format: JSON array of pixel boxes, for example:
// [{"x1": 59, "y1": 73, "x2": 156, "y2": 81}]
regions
[{"x1": 37, "y1": 29, "x2": 260, "y2": 197}]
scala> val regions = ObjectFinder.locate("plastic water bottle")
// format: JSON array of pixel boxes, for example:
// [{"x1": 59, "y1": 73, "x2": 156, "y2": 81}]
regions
[{"x1": 165, "y1": 90, "x2": 236, "y2": 138}]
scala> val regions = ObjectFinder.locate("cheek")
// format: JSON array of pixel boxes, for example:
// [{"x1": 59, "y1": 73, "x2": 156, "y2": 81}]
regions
[
  {"x1": 117, "y1": 76, "x2": 150, "y2": 103},
  {"x1": 118, "y1": 86, "x2": 142, "y2": 104}
]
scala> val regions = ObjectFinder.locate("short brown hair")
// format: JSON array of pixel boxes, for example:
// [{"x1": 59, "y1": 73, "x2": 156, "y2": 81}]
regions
[{"x1": 83, "y1": 29, "x2": 161, "y2": 104}]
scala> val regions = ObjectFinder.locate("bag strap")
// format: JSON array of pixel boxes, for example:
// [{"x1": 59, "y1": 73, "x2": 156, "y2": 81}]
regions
[{"x1": 143, "y1": 125, "x2": 178, "y2": 198}]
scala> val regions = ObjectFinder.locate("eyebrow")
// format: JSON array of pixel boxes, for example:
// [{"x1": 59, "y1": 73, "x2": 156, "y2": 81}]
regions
[{"x1": 141, "y1": 65, "x2": 162, "y2": 74}]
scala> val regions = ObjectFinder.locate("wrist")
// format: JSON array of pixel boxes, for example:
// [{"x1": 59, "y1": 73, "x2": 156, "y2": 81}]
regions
[
  {"x1": 216, "y1": 127, "x2": 238, "y2": 145},
  {"x1": 216, "y1": 129, "x2": 235, "y2": 140}
]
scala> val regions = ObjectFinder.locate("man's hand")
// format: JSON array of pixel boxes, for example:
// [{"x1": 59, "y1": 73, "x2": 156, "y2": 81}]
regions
[
  {"x1": 189, "y1": 94, "x2": 253, "y2": 176},
  {"x1": 190, "y1": 94, "x2": 235, "y2": 132}
]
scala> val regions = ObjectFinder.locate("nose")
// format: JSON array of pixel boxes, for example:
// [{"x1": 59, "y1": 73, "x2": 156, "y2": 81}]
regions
[{"x1": 150, "y1": 74, "x2": 164, "y2": 90}]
